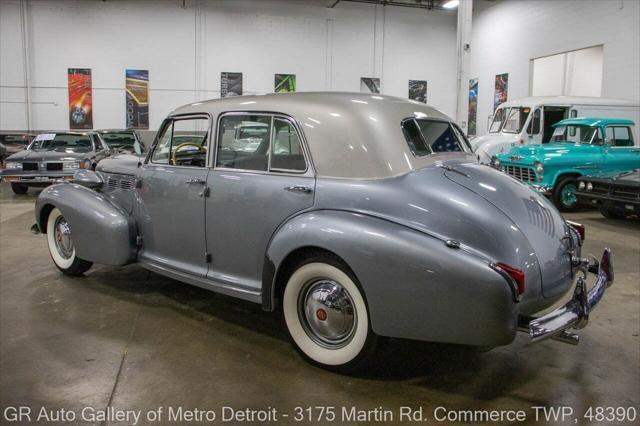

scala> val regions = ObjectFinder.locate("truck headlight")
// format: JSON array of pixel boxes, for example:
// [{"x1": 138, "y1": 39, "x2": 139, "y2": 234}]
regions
[
  {"x1": 5, "y1": 162, "x2": 22, "y2": 170},
  {"x1": 578, "y1": 181, "x2": 585, "y2": 190},
  {"x1": 63, "y1": 161, "x2": 80, "y2": 170},
  {"x1": 534, "y1": 161, "x2": 544, "y2": 174},
  {"x1": 491, "y1": 156, "x2": 500, "y2": 167}
]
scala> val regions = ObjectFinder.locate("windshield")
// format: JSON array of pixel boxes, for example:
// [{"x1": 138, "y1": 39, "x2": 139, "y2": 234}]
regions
[
  {"x1": 551, "y1": 125, "x2": 603, "y2": 145},
  {"x1": 502, "y1": 107, "x2": 530, "y2": 134},
  {"x1": 402, "y1": 119, "x2": 470, "y2": 156},
  {"x1": 29, "y1": 134, "x2": 92, "y2": 152},
  {"x1": 100, "y1": 132, "x2": 136, "y2": 148},
  {"x1": 488, "y1": 107, "x2": 507, "y2": 133}
]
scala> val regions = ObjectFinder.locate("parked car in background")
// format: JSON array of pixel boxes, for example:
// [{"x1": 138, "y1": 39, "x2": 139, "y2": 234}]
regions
[
  {"x1": 33, "y1": 93, "x2": 612, "y2": 371},
  {"x1": 577, "y1": 170, "x2": 640, "y2": 218},
  {"x1": 1, "y1": 132, "x2": 113, "y2": 194},
  {"x1": 0, "y1": 133, "x2": 35, "y2": 164},
  {"x1": 492, "y1": 117, "x2": 640, "y2": 211},
  {"x1": 472, "y1": 96, "x2": 640, "y2": 163},
  {"x1": 94, "y1": 129, "x2": 144, "y2": 155}
]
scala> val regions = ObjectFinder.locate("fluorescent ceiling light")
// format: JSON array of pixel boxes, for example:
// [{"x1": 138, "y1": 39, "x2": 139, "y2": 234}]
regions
[{"x1": 442, "y1": 0, "x2": 459, "y2": 9}]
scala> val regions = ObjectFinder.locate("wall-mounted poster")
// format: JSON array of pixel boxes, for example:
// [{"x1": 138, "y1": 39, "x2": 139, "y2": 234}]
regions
[
  {"x1": 221, "y1": 72, "x2": 242, "y2": 97},
  {"x1": 125, "y1": 69, "x2": 149, "y2": 129},
  {"x1": 275, "y1": 74, "x2": 296, "y2": 93},
  {"x1": 408, "y1": 80, "x2": 427, "y2": 103},
  {"x1": 68, "y1": 68, "x2": 93, "y2": 129},
  {"x1": 468, "y1": 78, "x2": 478, "y2": 136},
  {"x1": 493, "y1": 73, "x2": 508, "y2": 111},
  {"x1": 360, "y1": 77, "x2": 380, "y2": 94}
]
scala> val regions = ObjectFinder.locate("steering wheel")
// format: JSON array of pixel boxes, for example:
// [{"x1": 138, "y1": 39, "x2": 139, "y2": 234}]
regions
[{"x1": 171, "y1": 142, "x2": 207, "y2": 165}]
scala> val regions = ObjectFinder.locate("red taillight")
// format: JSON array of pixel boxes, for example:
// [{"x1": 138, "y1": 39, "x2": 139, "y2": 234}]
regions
[
  {"x1": 566, "y1": 220, "x2": 585, "y2": 241},
  {"x1": 496, "y1": 262, "x2": 526, "y2": 297}
]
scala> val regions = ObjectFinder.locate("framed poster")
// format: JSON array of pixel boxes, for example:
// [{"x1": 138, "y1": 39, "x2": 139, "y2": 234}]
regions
[
  {"x1": 68, "y1": 68, "x2": 93, "y2": 129},
  {"x1": 275, "y1": 74, "x2": 296, "y2": 93},
  {"x1": 468, "y1": 78, "x2": 478, "y2": 136},
  {"x1": 125, "y1": 69, "x2": 149, "y2": 129},
  {"x1": 360, "y1": 77, "x2": 380, "y2": 94},
  {"x1": 494, "y1": 73, "x2": 508, "y2": 111},
  {"x1": 221, "y1": 72, "x2": 242, "y2": 97},
  {"x1": 408, "y1": 80, "x2": 427, "y2": 103}
]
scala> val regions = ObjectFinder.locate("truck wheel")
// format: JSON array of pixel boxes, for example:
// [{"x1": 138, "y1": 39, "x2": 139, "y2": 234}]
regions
[
  {"x1": 600, "y1": 206, "x2": 626, "y2": 219},
  {"x1": 553, "y1": 177, "x2": 579, "y2": 212},
  {"x1": 10, "y1": 183, "x2": 28, "y2": 194},
  {"x1": 282, "y1": 255, "x2": 377, "y2": 372},
  {"x1": 46, "y1": 208, "x2": 93, "y2": 276}
]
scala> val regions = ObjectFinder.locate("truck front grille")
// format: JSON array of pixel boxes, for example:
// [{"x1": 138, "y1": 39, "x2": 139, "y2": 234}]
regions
[{"x1": 504, "y1": 165, "x2": 536, "y2": 182}]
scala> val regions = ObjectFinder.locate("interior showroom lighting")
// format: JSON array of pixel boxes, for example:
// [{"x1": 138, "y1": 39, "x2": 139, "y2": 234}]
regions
[{"x1": 442, "y1": 0, "x2": 460, "y2": 9}]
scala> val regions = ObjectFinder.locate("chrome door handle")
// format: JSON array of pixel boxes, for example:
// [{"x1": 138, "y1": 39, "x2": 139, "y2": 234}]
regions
[
  {"x1": 186, "y1": 178, "x2": 205, "y2": 185},
  {"x1": 285, "y1": 185, "x2": 312, "y2": 193}
]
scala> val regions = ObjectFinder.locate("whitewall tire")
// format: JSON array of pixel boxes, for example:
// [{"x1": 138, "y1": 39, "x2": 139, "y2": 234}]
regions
[
  {"x1": 46, "y1": 208, "x2": 93, "y2": 276},
  {"x1": 283, "y1": 259, "x2": 377, "y2": 371}
]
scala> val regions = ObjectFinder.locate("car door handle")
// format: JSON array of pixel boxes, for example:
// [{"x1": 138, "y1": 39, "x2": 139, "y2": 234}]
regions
[
  {"x1": 185, "y1": 178, "x2": 206, "y2": 185},
  {"x1": 284, "y1": 185, "x2": 312, "y2": 193}
]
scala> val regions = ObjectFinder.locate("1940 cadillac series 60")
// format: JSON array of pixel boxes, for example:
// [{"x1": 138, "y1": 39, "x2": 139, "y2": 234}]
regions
[{"x1": 33, "y1": 93, "x2": 613, "y2": 371}]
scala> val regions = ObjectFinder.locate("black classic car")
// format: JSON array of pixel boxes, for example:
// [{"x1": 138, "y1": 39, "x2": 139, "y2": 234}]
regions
[{"x1": 577, "y1": 170, "x2": 640, "y2": 218}]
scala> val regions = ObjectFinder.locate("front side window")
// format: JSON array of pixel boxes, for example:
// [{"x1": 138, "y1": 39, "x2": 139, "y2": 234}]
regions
[
  {"x1": 607, "y1": 126, "x2": 634, "y2": 147},
  {"x1": 502, "y1": 107, "x2": 530, "y2": 134},
  {"x1": 527, "y1": 108, "x2": 541, "y2": 135},
  {"x1": 150, "y1": 117, "x2": 209, "y2": 167},
  {"x1": 489, "y1": 107, "x2": 507, "y2": 133},
  {"x1": 402, "y1": 119, "x2": 469, "y2": 156}
]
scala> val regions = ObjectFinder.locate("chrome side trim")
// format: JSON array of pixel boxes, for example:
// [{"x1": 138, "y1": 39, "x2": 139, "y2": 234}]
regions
[{"x1": 526, "y1": 248, "x2": 613, "y2": 344}]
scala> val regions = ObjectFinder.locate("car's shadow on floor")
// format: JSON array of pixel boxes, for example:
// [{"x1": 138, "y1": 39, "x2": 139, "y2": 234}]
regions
[{"x1": 72, "y1": 264, "x2": 539, "y2": 396}]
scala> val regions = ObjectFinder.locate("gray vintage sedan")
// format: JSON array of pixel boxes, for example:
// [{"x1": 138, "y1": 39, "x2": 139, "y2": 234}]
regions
[
  {"x1": 2, "y1": 131, "x2": 112, "y2": 194},
  {"x1": 33, "y1": 93, "x2": 613, "y2": 371}
]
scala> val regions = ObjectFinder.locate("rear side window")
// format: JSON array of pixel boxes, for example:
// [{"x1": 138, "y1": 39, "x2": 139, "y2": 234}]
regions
[{"x1": 401, "y1": 119, "x2": 468, "y2": 156}]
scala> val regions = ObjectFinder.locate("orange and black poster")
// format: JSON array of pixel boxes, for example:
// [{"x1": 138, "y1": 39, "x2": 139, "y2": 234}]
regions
[{"x1": 68, "y1": 68, "x2": 93, "y2": 129}]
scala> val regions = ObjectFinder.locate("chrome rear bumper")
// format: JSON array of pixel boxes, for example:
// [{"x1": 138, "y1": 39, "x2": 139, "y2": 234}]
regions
[{"x1": 522, "y1": 248, "x2": 613, "y2": 345}]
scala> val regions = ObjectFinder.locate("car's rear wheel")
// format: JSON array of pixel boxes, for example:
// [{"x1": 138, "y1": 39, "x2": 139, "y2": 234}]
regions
[
  {"x1": 282, "y1": 255, "x2": 377, "y2": 372},
  {"x1": 553, "y1": 177, "x2": 579, "y2": 211},
  {"x1": 46, "y1": 208, "x2": 93, "y2": 276},
  {"x1": 10, "y1": 183, "x2": 28, "y2": 194},
  {"x1": 600, "y1": 206, "x2": 626, "y2": 219}
]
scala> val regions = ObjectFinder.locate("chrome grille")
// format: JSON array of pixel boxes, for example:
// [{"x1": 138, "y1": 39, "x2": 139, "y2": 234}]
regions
[
  {"x1": 504, "y1": 165, "x2": 536, "y2": 182},
  {"x1": 611, "y1": 187, "x2": 639, "y2": 202},
  {"x1": 105, "y1": 175, "x2": 134, "y2": 191}
]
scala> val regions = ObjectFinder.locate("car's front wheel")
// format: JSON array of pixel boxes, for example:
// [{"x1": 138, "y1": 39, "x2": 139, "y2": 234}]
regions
[
  {"x1": 10, "y1": 183, "x2": 28, "y2": 194},
  {"x1": 46, "y1": 208, "x2": 93, "y2": 276},
  {"x1": 553, "y1": 176, "x2": 579, "y2": 211},
  {"x1": 282, "y1": 255, "x2": 377, "y2": 372}
]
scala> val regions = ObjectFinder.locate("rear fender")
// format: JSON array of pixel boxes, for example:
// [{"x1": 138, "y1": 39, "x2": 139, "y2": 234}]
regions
[
  {"x1": 265, "y1": 210, "x2": 518, "y2": 347},
  {"x1": 35, "y1": 183, "x2": 136, "y2": 265}
]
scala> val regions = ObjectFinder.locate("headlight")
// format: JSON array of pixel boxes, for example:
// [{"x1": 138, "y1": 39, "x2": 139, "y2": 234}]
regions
[
  {"x1": 578, "y1": 181, "x2": 585, "y2": 190},
  {"x1": 534, "y1": 161, "x2": 544, "y2": 174},
  {"x1": 587, "y1": 182, "x2": 593, "y2": 191},
  {"x1": 63, "y1": 161, "x2": 80, "y2": 170},
  {"x1": 5, "y1": 162, "x2": 22, "y2": 170},
  {"x1": 491, "y1": 156, "x2": 500, "y2": 167}
]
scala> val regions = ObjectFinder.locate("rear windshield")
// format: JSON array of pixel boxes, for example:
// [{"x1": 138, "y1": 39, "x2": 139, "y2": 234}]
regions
[
  {"x1": 100, "y1": 132, "x2": 136, "y2": 148},
  {"x1": 29, "y1": 134, "x2": 93, "y2": 152},
  {"x1": 402, "y1": 119, "x2": 470, "y2": 156}
]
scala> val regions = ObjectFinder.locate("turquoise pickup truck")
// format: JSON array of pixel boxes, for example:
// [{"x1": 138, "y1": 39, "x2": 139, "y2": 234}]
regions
[{"x1": 492, "y1": 117, "x2": 640, "y2": 211}]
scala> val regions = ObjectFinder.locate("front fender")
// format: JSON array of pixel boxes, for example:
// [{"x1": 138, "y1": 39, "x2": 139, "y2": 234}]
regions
[
  {"x1": 265, "y1": 210, "x2": 518, "y2": 347},
  {"x1": 35, "y1": 183, "x2": 136, "y2": 265}
]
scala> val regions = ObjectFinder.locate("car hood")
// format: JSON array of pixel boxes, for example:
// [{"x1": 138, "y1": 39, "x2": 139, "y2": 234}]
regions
[
  {"x1": 97, "y1": 153, "x2": 141, "y2": 175},
  {"x1": 471, "y1": 133, "x2": 520, "y2": 162},
  {"x1": 502, "y1": 143, "x2": 598, "y2": 163},
  {"x1": 6, "y1": 149, "x2": 89, "y2": 162},
  {"x1": 316, "y1": 159, "x2": 576, "y2": 311}
]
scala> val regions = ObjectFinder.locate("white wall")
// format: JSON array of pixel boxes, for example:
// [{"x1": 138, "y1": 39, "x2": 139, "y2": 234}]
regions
[
  {"x1": 0, "y1": 0, "x2": 457, "y2": 132},
  {"x1": 470, "y1": 0, "x2": 640, "y2": 135}
]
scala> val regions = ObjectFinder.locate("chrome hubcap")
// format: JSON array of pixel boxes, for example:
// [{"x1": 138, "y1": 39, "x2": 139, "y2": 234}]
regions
[
  {"x1": 54, "y1": 216, "x2": 74, "y2": 259},
  {"x1": 298, "y1": 279, "x2": 357, "y2": 349}
]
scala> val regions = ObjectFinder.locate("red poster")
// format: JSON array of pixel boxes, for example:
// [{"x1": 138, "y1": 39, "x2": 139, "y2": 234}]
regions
[{"x1": 68, "y1": 68, "x2": 93, "y2": 129}]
